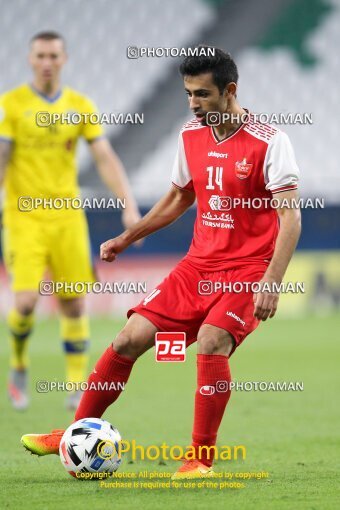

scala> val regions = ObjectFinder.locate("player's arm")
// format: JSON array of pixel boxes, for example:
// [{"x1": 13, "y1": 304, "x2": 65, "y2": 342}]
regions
[
  {"x1": 89, "y1": 137, "x2": 141, "y2": 230},
  {"x1": 100, "y1": 185, "x2": 196, "y2": 262},
  {"x1": 253, "y1": 189, "x2": 301, "y2": 321},
  {"x1": 0, "y1": 95, "x2": 14, "y2": 212},
  {"x1": 0, "y1": 141, "x2": 12, "y2": 217},
  {"x1": 0, "y1": 141, "x2": 11, "y2": 186}
]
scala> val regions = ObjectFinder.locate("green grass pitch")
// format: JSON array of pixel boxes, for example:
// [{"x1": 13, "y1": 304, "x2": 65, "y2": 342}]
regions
[{"x1": 0, "y1": 314, "x2": 339, "y2": 510}]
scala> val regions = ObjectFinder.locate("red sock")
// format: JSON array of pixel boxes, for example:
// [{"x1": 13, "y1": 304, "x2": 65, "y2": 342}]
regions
[
  {"x1": 75, "y1": 345, "x2": 135, "y2": 421},
  {"x1": 192, "y1": 354, "x2": 232, "y2": 467}
]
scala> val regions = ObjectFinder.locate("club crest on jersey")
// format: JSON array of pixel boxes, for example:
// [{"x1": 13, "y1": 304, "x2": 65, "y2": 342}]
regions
[{"x1": 235, "y1": 158, "x2": 253, "y2": 179}]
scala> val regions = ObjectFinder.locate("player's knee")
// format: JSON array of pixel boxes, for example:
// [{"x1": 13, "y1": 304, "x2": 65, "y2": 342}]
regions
[
  {"x1": 113, "y1": 330, "x2": 144, "y2": 359},
  {"x1": 58, "y1": 298, "x2": 85, "y2": 318},
  {"x1": 16, "y1": 304, "x2": 35, "y2": 316},
  {"x1": 15, "y1": 295, "x2": 37, "y2": 316},
  {"x1": 197, "y1": 334, "x2": 223, "y2": 354},
  {"x1": 197, "y1": 329, "x2": 234, "y2": 355}
]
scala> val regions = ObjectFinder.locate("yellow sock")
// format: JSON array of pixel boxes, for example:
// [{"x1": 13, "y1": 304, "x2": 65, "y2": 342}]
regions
[
  {"x1": 8, "y1": 309, "x2": 34, "y2": 370},
  {"x1": 61, "y1": 316, "x2": 90, "y2": 384}
]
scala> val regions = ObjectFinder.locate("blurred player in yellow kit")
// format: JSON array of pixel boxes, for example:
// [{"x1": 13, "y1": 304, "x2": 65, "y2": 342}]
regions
[{"x1": 0, "y1": 31, "x2": 141, "y2": 410}]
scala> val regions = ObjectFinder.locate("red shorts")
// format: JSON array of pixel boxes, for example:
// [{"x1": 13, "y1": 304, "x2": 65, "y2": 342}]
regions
[{"x1": 128, "y1": 258, "x2": 268, "y2": 355}]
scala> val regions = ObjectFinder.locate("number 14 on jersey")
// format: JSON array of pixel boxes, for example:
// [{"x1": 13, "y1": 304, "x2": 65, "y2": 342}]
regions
[{"x1": 206, "y1": 166, "x2": 223, "y2": 191}]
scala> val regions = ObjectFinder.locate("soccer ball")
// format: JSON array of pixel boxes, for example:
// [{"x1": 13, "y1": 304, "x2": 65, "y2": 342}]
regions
[{"x1": 59, "y1": 418, "x2": 122, "y2": 478}]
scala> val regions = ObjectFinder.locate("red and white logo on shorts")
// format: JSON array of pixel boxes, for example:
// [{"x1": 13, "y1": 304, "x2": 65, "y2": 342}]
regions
[{"x1": 155, "y1": 332, "x2": 186, "y2": 362}]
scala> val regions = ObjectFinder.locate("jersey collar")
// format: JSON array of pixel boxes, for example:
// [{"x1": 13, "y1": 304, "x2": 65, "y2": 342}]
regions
[
  {"x1": 210, "y1": 108, "x2": 248, "y2": 145},
  {"x1": 30, "y1": 84, "x2": 63, "y2": 103}
]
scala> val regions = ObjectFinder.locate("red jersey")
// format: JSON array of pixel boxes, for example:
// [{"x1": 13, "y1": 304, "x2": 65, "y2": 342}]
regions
[{"x1": 171, "y1": 116, "x2": 299, "y2": 271}]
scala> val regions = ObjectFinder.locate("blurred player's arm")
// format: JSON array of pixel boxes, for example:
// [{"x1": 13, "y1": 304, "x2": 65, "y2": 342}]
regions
[
  {"x1": 0, "y1": 141, "x2": 12, "y2": 217},
  {"x1": 0, "y1": 94, "x2": 14, "y2": 215},
  {"x1": 253, "y1": 189, "x2": 301, "y2": 321},
  {"x1": 0, "y1": 141, "x2": 11, "y2": 184},
  {"x1": 89, "y1": 138, "x2": 141, "y2": 230},
  {"x1": 100, "y1": 185, "x2": 196, "y2": 262}
]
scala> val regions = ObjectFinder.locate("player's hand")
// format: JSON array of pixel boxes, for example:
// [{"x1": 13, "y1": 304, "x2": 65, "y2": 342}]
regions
[
  {"x1": 121, "y1": 207, "x2": 144, "y2": 247},
  {"x1": 100, "y1": 236, "x2": 128, "y2": 262},
  {"x1": 253, "y1": 277, "x2": 280, "y2": 321}
]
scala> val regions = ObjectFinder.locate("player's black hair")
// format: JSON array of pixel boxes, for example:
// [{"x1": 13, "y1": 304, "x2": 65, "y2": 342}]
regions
[
  {"x1": 30, "y1": 31, "x2": 65, "y2": 46},
  {"x1": 179, "y1": 46, "x2": 238, "y2": 94}
]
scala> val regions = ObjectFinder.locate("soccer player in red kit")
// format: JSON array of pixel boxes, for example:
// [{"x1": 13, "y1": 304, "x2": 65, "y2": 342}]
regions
[{"x1": 21, "y1": 48, "x2": 301, "y2": 479}]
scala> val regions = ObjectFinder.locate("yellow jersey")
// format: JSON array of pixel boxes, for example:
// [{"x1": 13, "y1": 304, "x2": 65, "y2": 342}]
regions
[{"x1": 0, "y1": 84, "x2": 103, "y2": 225}]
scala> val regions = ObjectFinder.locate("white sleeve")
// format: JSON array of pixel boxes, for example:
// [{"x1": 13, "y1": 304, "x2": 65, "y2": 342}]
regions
[
  {"x1": 264, "y1": 131, "x2": 299, "y2": 193},
  {"x1": 171, "y1": 132, "x2": 193, "y2": 190}
]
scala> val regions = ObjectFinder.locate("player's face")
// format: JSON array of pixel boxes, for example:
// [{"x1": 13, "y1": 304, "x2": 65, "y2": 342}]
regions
[
  {"x1": 29, "y1": 39, "x2": 66, "y2": 84},
  {"x1": 184, "y1": 73, "x2": 228, "y2": 125}
]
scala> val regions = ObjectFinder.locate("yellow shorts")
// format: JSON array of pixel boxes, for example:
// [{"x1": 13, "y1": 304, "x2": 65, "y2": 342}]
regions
[{"x1": 2, "y1": 211, "x2": 95, "y2": 298}]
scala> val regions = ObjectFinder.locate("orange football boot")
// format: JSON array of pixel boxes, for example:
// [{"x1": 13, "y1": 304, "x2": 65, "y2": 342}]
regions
[
  {"x1": 21, "y1": 429, "x2": 65, "y2": 456},
  {"x1": 172, "y1": 459, "x2": 215, "y2": 480}
]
